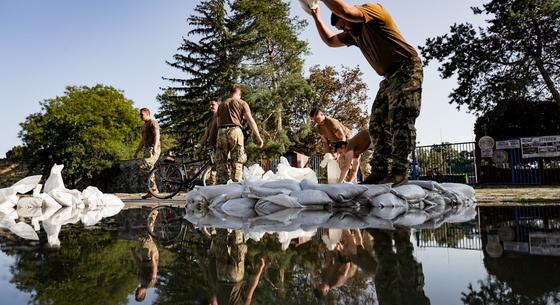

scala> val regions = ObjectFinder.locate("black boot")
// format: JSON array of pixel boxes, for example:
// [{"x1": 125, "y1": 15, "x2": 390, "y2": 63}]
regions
[
  {"x1": 360, "y1": 168, "x2": 388, "y2": 184},
  {"x1": 380, "y1": 169, "x2": 409, "y2": 186}
]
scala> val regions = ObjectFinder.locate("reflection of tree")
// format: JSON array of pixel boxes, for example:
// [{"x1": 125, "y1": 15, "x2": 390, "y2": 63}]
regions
[
  {"x1": 6, "y1": 230, "x2": 137, "y2": 305},
  {"x1": 461, "y1": 275, "x2": 560, "y2": 305}
]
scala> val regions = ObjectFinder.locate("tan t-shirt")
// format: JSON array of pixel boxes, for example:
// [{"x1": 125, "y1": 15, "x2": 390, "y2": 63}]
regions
[
  {"x1": 347, "y1": 130, "x2": 371, "y2": 158},
  {"x1": 205, "y1": 115, "x2": 219, "y2": 147},
  {"x1": 315, "y1": 117, "x2": 352, "y2": 142},
  {"x1": 339, "y1": 3, "x2": 418, "y2": 76},
  {"x1": 217, "y1": 98, "x2": 251, "y2": 128},
  {"x1": 141, "y1": 119, "x2": 160, "y2": 147}
]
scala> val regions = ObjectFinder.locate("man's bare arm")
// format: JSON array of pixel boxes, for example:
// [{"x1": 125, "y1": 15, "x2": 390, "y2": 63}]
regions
[
  {"x1": 348, "y1": 156, "x2": 360, "y2": 183},
  {"x1": 311, "y1": 7, "x2": 347, "y2": 47},
  {"x1": 334, "y1": 129, "x2": 346, "y2": 141},
  {"x1": 244, "y1": 111, "x2": 264, "y2": 148},
  {"x1": 154, "y1": 127, "x2": 161, "y2": 150},
  {"x1": 321, "y1": 0, "x2": 365, "y2": 23}
]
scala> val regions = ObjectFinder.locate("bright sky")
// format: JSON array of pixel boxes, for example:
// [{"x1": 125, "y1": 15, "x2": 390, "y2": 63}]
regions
[{"x1": 0, "y1": 0, "x2": 487, "y2": 158}]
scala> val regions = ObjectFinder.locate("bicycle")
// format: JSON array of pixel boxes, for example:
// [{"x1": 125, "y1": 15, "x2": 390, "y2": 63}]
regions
[{"x1": 147, "y1": 153, "x2": 214, "y2": 199}]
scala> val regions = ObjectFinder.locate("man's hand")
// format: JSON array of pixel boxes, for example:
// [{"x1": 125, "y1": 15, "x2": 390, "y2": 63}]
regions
[
  {"x1": 255, "y1": 136, "x2": 264, "y2": 148},
  {"x1": 311, "y1": 5, "x2": 320, "y2": 17}
]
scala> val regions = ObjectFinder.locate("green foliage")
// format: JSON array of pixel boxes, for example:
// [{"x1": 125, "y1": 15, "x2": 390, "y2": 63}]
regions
[
  {"x1": 5, "y1": 145, "x2": 27, "y2": 162},
  {"x1": 474, "y1": 99, "x2": 560, "y2": 140},
  {"x1": 420, "y1": 0, "x2": 560, "y2": 113},
  {"x1": 18, "y1": 85, "x2": 139, "y2": 188}
]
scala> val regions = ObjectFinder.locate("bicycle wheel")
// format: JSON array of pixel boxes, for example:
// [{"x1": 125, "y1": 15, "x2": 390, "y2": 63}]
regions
[
  {"x1": 148, "y1": 163, "x2": 184, "y2": 199},
  {"x1": 147, "y1": 206, "x2": 184, "y2": 243}
]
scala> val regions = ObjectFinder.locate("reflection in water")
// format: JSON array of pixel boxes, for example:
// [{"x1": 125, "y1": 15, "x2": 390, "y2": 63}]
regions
[{"x1": 2, "y1": 205, "x2": 560, "y2": 304}]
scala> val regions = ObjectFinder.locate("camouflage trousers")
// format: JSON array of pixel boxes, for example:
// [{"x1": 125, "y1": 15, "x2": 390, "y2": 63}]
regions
[
  {"x1": 369, "y1": 57, "x2": 423, "y2": 174},
  {"x1": 359, "y1": 143, "x2": 374, "y2": 179},
  {"x1": 140, "y1": 146, "x2": 160, "y2": 192},
  {"x1": 215, "y1": 126, "x2": 247, "y2": 184}
]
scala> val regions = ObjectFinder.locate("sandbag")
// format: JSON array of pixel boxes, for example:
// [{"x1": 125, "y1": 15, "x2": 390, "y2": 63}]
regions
[
  {"x1": 0, "y1": 188, "x2": 17, "y2": 210},
  {"x1": 441, "y1": 183, "x2": 476, "y2": 199},
  {"x1": 369, "y1": 193, "x2": 407, "y2": 208},
  {"x1": 391, "y1": 184, "x2": 427, "y2": 203},
  {"x1": 82, "y1": 186, "x2": 104, "y2": 208},
  {"x1": 290, "y1": 189, "x2": 333, "y2": 206},
  {"x1": 195, "y1": 183, "x2": 244, "y2": 201},
  {"x1": 0, "y1": 210, "x2": 17, "y2": 229},
  {"x1": 43, "y1": 164, "x2": 66, "y2": 193},
  {"x1": 276, "y1": 157, "x2": 318, "y2": 183},
  {"x1": 254, "y1": 200, "x2": 290, "y2": 216},
  {"x1": 36, "y1": 193, "x2": 62, "y2": 209},
  {"x1": 307, "y1": 183, "x2": 368, "y2": 203},
  {"x1": 16, "y1": 197, "x2": 43, "y2": 217},
  {"x1": 100, "y1": 205, "x2": 124, "y2": 218},
  {"x1": 261, "y1": 180, "x2": 302, "y2": 192},
  {"x1": 299, "y1": 0, "x2": 319, "y2": 15},
  {"x1": 11, "y1": 175, "x2": 42, "y2": 194},
  {"x1": 244, "y1": 164, "x2": 266, "y2": 180},
  {"x1": 356, "y1": 184, "x2": 392, "y2": 206},
  {"x1": 50, "y1": 188, "x2": 83, "y2": 207},
  {"x1": 320, "y1": 153, "x2": 341, "y2": 184},
  {"x1": 408, "y1": 180, "x2": 444, "y2": 192},
  {"x1": 248, "y1": 186, "x2": 292, "y2": 199},
  {"x1": 219, "y1": 198, "x2": 257, "y2": 218}
]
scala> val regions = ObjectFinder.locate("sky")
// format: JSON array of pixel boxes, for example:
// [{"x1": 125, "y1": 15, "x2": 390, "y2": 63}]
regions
[{"x1": 0, "y1": 0, "x2": 488, "y2": 158}]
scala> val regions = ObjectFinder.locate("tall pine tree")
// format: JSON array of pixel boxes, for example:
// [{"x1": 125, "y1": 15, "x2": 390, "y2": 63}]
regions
[{"x1": 158, "y1": 0, "x2": 240, "y2": 154}]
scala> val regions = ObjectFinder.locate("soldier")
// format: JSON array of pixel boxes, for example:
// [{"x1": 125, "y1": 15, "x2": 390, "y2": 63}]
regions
[
  {"x1": 198, "y1": 98, "x2": 220, "y2": 185},
  {"x1": 133, "y1": 108, "x2": 160, "y2": 199},
  {"x1": 334, "y1": 130, "x2": 374, "y2": 183},
  {"x1": 310, "y1": 1, "x2": 423, "y2": 185},
  {"x1": 215, "y1": 85, "x2": 264, "y2": 184},
  {"x1": 309, "y1": 107, "x2": 352, "y2": 154}
]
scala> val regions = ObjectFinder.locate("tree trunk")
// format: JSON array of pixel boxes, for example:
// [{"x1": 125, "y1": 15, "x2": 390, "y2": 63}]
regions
[
  {"x1": 267, "y1": 38, "x2": 283, "y2": 131},
  {"x1": 533, "y1": 23, "x2": 560, "y2": 109}
]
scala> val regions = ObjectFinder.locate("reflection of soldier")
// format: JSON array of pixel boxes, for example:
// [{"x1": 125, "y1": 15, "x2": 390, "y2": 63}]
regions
[
  {"x1": 215, "y1": 85, "x2": 264, "y2": 184},
  {"x1": 369, "y1": 228, "x2": 430, "y2": 305},
  {"x1": 203, "y1": 229, "x2": 266, "y2": 305},
  {"x1": 131, "y1": 232, "x2": 159, "y2": 302}
]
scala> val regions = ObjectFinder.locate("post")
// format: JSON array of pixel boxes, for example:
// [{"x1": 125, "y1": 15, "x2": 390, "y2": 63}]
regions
[{"x1": 411, "y1": 149, "x2": 418, "y2": 180}]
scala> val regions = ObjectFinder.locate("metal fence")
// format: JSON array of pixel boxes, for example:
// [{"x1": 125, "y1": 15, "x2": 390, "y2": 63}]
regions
[
  {"x1": 411, "y1": 142, "x2": 477, "y2": 185},
  {"x1": 476, "y1": 140, "x2": 560, "y2": 185}
]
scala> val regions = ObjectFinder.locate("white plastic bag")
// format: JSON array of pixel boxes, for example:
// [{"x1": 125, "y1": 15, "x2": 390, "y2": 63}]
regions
[
  {"x1": 320, "y1": 153, "x2": 341, "y2": 184},
  {"x1": 298, "y1": 0, "x2": 319, "y2": 15},
  {"x1": 43, "y1": 164, "x2": 66, "y2": 193},
  {"x1": 11, "y1": 175, "x2": 42, "y2": 194},
  {"x1": 276, "y1": 157, "x2": 318, "y2": 183}
]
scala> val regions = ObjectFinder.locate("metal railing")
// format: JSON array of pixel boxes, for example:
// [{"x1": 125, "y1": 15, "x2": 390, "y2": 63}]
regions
[{"x1": 411, "y1": 142, "x2": 477, "y2": 185}]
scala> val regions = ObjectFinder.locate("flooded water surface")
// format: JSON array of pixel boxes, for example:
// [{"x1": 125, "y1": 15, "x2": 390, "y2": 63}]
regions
[{"x1": 1, "y1": 205, "x2": 560, "y2": 305}]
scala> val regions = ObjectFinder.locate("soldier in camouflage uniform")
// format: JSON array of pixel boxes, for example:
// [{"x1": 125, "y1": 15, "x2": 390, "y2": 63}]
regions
[
  {"x1": 215, "y1": 85, "x2": 264, "y2": 184},
  {"x1": 311, "y1": 1, "x2": 423, "y2": 185},
  {"x1": 134, "y1": 108, "x2": 161, "y2": 199}
]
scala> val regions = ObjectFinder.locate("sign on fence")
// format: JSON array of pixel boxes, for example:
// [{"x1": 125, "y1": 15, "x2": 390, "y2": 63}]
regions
[
  {"x1": 521, "y1": 135, "x2": 560, "y2": 158},
  {"x1": 496, "y1": 139, "x2": 520, "y2": 150}
]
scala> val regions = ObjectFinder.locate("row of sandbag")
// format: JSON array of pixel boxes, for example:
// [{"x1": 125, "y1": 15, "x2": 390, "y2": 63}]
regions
[{"x1": 185, "y1": 178, "x2": 476, "y2": 216}]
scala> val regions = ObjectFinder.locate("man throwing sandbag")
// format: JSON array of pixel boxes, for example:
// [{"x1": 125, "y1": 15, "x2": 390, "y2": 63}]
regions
[
  {"x1": 334, "y1": 130, "x2": 373, "y2": 184},
  {"x1": 308, "y1": 1, "x2": 423, "y2": 185}
]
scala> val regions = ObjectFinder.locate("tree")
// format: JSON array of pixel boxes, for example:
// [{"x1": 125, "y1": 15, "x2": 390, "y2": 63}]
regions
[
  {"x1": 420, "y1": 0, "x2": 560, "y2": 113},
  {"x1": 158, "y1": 0, "x2": 240, "y2": 155},
  {"x1": 289, "y1": 65, "x2": 370, "y2": 156},
  {"x1": 19, "y1": 85, "x2": 139, "y2": 188}
]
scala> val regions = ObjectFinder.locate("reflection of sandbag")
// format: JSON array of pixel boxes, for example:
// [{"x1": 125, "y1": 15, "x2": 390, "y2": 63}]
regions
[
  {"x1": 320, "y1": 153, "x2": 341, "y2": 184},
  {"x1": 219, "y1": 198, "x2": 257, "y2": 218},
  {"x1": 10, "y1": 222, "x2": 39, "y2": 240},
  {"x1": 290, "y1": 190, "x2": 333, "y2": 206},
  {"x1": 321, "y1": 229, "x2": 342, "y2": 251},
  {"x1": 36, "y1": 193, "x2": 61, "y2": 209},
  {"x1": 369, "y1": 193, "x2": 407, "y2": 207},
  {"x1": 43, "y1": 164, "x2": 66, "y2": 193},
  {"x1": 325, "y1": 212, "x2": 368, "y2": 228},
  {"x1": 369, "y1": 206, "x2": 408, "y2": 220},
  {"x1": 16, "y1": 197, "x2": 43, "y2": 217},
  {"x1": 82, "y1": 186, "x2": 104, "y2": 208},
  {"x1": 276, "y1": 229, "x2": 316, "y2": 250},
  {"x1": 296, "y1": 210, "x2": 334, "y2": 231},
  {"x1": 0, "y1": 188, "x2": 18, "y2": 210},
  {"x1": 80, "y1": 208, "x2": 103, "y2": 226},
  {"x1": 394, "y1": 209, "x2": 430, "y2": 227},
  {"x1": 391, "y1": 185, "x2": 427, "y2": 203},
  {"x1": 42, "y1": 220, "x2": 62, "y2": 247},
  {"x1": 445, "y1": 206, "x2": 477, "y2": 223},
  {"x1": 441, "y1": 183, "x2": 476, "y2": 199},
  {"x1": 0, "y1": 210, "x2": 17, "y2": 229},
  {"x1": 359, "y1": 213, "x2": 394, "y2": 230},
  {"x1": 100, "y1": 205, "x2": 124, "y2": 218}
]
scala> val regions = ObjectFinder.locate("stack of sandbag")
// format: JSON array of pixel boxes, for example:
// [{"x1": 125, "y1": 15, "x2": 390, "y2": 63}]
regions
[{"x1": 0, "y1": 164, "x2": 125, "y2": 245}]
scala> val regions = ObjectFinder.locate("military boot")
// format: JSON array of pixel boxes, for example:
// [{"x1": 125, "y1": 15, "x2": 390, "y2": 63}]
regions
[
  {"x1": 360, "y1": 167, "x2": 388, "y2": 184},
  {"x1": 380, "y1": 169, "x2": 409, "y2": 186}
]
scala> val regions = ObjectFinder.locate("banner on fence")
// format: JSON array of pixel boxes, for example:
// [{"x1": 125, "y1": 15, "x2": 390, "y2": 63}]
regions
[{"x1": 521, "y1": 136, "x2": 560, "y2": 158}]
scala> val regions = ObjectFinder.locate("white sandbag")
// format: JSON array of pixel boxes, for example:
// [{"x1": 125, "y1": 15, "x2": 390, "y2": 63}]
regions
[
  {"x1": 43, "y1": 164, "x2": 66, "y2": 193},
  {"x1": 36, "y1": 193, "x2": 62, "y2": 209},
  {"x1": 219, "y1": 198, "x2": 257, "y2": 218},
  {"x1": 369, "y1": 193, "x2": 407, "y2": 208},
  {"x1": 261, "y1": 180, "x2": 302, "y2": 192},
  {"x1": 10, "y1": 222, "x2": 39, "y2": 240},
  {"x1": 423, "y1": 191, "x2": 446, "y2": 206},
  {"x1": 259, "y1": 194, "x2": 303, "y2": 209},
  {"x1": 262, "y1": 170, "x2": 275, "y2": 180},
  {"x1": 356, "y1": 184, "x2": 392, "y2": 205},
  {"x1": 82, "y1": 186, "x2": 104, "y2": 208},
  {"x1": 393, "y1": 209, "x2": 430, "y2": 227},
  {"x1": 311, "y1": 184, "x2": 368, "y2": 203},
  {"x1": 243, "y1": 164, "x2": 266, "y2": 180},
  {"x1": 369, "y1": 206, "x2": 408, "y2": 220},
  {"x1": 11, "y1": 175, "x2": 42, "y2": 194},
  {"x1": 408, "y1": 180, "x2": 443, "y2": 192},
  {"x1": 50, "y1": 188, "x2": 82, "y2": 207},
  {"x1": 254, "y1": 200, "x2": 289, "y2": 216},
  {"x1": 441, "y1": 183, "x2": 476, "y2": 199},
  {"x1": 290, "y1": 190, "x2": 333, "y2": 206},
  {"x1": 100, "y1": 205, "x2": 124, "y2": 218},
  {"x1": 248, "y1": 186, "x2": 292, "y2": 198},
  {"x1": 46, "y1": 206, "x2": 74, "y2": 226},
  {"x1": 298, "y1": 0, "x2": 319, "y2": 15},
  {"x1": 186, "y1": 189, "x2": 209, "y2": 208},
  {"x1": 320, "y1": 153, "x2": 341, "y2": 184},
  {"x1": 195, "y1": 184, "x2": 244, "y2": 201},
  {"x1": 276, "y1": 157, "x2": 318, "y2": 183},
  {"x1": 391, "y1": 184, "x2": 427, "y2": 203},
  {"x1": 0, "y1": 188, "x2": 18, "y2": 209},
  {"x1": 100, "y1": 194, "x2": 124, "y2": 207},
  {"x1": 30, "y1": 205, "x2": 61, "y2": 231},
  {"x1": 33, "y1": 184, "x2": 42, "y2": 197}
]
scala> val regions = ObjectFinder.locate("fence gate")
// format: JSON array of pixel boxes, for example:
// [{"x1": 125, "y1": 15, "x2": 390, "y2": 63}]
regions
[{"x1": 411, "y1": 142, "x2": 477, "y2": 185}]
